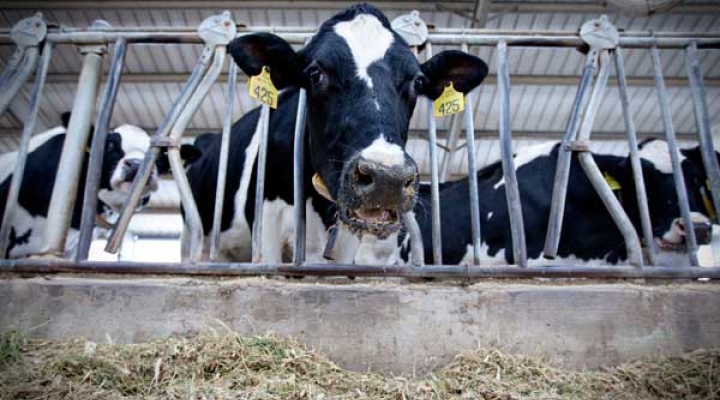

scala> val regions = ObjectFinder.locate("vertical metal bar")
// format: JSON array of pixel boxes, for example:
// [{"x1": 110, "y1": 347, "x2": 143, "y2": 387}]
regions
[
  {"x1": 0, "y1": 42, "x2": 53, "y2": 259},
  {"x1": 496, "y1": 41, "x2": 528, "y2": 267},
  {"x1": 76, "y1": 38, "x2": 127, "y2": 262},
  {"x1": 614, "y1": 47, "x2": 658, "y2": 266},
  {"x1": 686, "y1": 42, "x2": 720, "y2": 223},
  {"x1": 105, "y1": 46, "x2": 213, "y2": 253},
  {"x1": 574, "y1": 50, "x2": 644, "y2": 267},
  {"x1": 464, "y1": 94, "x2": 483, "y2": 266},
  {"x1": 43, "y1": 44, "x2": 105, "y2": 255},
  {"x1": 251, "y1": 104, "x2": 271, "y2": 263},
  {"x1": 401, "y1": 211, "x2": 425, "y2": 266},
  {"x1": 543, "y1": 49, "x2": 598, "y2": 258},
  {"x1": 0, "y1": 48, "x2": 39, "y2": 116},
  {"x1": 439, "y1": 114, "x2": 461, "y2": 183},
  {"x1": 425, "y1": 42, "x2": 443, "y2": 265},
  {"x1": 166, "y1": 46, "x2": 227, "y2": 261},
  {"x1": 293, "y1": 89, "x2": 308, "y2": 267},
  {"x1": 651, "y1": 45, "x2": 699, "y2": 266},
  {"x1": 210, "y1": 61, "x2": 237, "y2": 261}
]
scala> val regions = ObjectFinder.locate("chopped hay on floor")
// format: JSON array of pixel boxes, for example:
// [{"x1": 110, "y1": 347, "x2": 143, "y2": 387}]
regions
[{"x1": 0, "y1": 330, "x2": 717, "y2": 400}]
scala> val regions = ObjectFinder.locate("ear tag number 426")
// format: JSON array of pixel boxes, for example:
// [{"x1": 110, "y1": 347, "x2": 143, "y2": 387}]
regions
[
  {"x1": 249, "y1": 66, "x2": 278, "y2": 109},
  {"x1": 433, "y1": 82, "x2": 464, "y2": 117}
]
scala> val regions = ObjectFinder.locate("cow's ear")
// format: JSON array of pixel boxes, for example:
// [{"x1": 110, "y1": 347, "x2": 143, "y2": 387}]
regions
[
  {"x1": 228, "y1": 33, "x2": 300, "y2": 89},
  {"x1": 419, "y1": 50, "x2": 488, "y2": 100},
  {"x1": 180, "y1": 144, "x2": 202, "y2": 166}
]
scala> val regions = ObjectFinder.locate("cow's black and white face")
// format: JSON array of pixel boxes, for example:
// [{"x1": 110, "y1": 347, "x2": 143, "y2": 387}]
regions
[
  {"x1": 97, "y1": 124, "x2": 159, "y2": 211},
  {"x1": 635, "y1": 140, "x2": 714, "y2": 252},
  {"x1": 228, "y1": 3, "x2": 488, "y2": 237}
]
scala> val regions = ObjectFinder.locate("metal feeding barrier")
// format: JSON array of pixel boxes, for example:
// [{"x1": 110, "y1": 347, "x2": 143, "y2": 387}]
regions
[{"x1": 0, "y1": 11, "x2": 719, "y2": 280}]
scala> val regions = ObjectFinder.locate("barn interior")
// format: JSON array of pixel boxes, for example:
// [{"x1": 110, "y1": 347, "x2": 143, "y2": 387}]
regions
[{"x1": 0, "y1": 0, "x2": 718, "y2": 262}]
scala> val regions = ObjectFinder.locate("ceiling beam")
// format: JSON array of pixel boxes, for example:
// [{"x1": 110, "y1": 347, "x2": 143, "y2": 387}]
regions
[
  {"x1": 31, "y1": 72, "x2": 720, "y2": 87},
  {"x1": 0, "y1": 1, "x2": 715, "y2": 14}
]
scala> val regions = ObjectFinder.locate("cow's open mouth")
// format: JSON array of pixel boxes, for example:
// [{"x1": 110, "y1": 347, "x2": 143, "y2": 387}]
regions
[
  {"x1": 339, "y1": 206, "x2": 401, "y2": 239},
  {"x1": 654, "y1": 237, "x2": 688, "y2": 252}
]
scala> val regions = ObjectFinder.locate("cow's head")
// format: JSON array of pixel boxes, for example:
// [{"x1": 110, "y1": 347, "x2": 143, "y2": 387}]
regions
[
  {"x1": 632, "y1": 139, "x2": 714, "y2": 252},
  {"x1": 228, "y1": 3, "x2": 488, "y2": 237}
]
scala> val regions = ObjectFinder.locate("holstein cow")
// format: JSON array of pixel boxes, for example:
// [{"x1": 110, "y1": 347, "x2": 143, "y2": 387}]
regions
[
  {"x1": 186, "y1": 3, "x2": 488, "y2": 262},
  {"x1": 0, "y1": 113, "x2": 164, "y2": 258},
  {"x1": 382, "y1": 140, "x2": 715, "y2": 266}
]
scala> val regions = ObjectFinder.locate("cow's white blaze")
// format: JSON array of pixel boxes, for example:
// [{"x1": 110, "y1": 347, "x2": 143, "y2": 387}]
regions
[
  {"x1": 101, "y1": 125, "x2": 155, "y2": 210},
  {"x1": 639, "y1": 140, "x2": 684, "y2": 174},
  {"x1": 333, "y1": 14, "x2": 393, "y2": 89},
  {"x1": 114, "y1": 124, "x2": 151, "y2": 159},
  {"x1": 494, "y1": 141, "x2": 557, "y2": 189},
  {"x1": 660, "y1": 212, "x2": 709, "y2": 245},
  {"x1": 360, "y1": 136, "x2": 405, "y2": 167}
]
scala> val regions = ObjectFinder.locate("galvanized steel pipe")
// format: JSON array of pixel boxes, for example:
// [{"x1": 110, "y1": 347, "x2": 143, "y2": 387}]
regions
[
  {"x1": 251, "y1": 104, "x2": 271, "y2": 263},
  {"x1": 293, "y1": 89, "x2": 308, "y2": 266}
]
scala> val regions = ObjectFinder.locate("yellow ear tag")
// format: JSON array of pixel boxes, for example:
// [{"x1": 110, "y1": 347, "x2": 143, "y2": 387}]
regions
[
  {"x1": 312, "y1": 173, "x2": 334, "y2": 202},
  {"x1": 248, "y1": 66, "x2": 279, "y2": 109},
  {"x1": 603, "y1": 172, "x2": 621, "y2": 191},
  {"x1": 433, "y1": 82, "x2": 464, "y2": 117}
]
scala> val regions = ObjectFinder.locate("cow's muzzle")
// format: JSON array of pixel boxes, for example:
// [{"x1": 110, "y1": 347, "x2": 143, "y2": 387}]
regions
[
  {"x1": 655, "y1": 213, "x2": 713, "y2": 251},
  {"x1": 337, "y1": 155, "x2": 419, "y2": 238}
]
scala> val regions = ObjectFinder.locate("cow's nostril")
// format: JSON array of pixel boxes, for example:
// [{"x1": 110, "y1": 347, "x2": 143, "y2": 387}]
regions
[{"x1": 356, "y1": 162, "x2": 374, "y2": 187}]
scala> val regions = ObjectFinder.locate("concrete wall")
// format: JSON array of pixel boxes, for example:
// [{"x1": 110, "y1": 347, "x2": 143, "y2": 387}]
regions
[{"x1": 1, "y1": 276, "x2": 719, "y2": 374}]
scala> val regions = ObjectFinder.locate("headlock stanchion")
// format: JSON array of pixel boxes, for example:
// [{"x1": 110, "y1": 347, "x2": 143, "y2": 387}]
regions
[
  {"x1": 293, "y1": 89, "x2": 308, "y2": 266},
  {"x1": 425, "y1": 42, "x2": 444, "y2": 265},
  {"x1": 76, "y1": 37, "x2": 128, "y2": 261},
  {"x1": 251, "y1": 103, "x2": 271, "y2": 263},
  {"x1": 210, "y1": 61, "x2": 238, "y2": 262},
  {"x1": 105, "y1": 12, "x2": 236, "y2": 262},
  {"x1": 614, "y1": 46, "x2": 658, "y2": 266},
  {"x1": 1, "y1": 13, "x2": 719, "y2": 273},
  {"x1": 459, "y1": 42, "x2": 484, "y2": 266},
  {"x1": 651, "y1": 44, "x2": 699, "y2": 266},
  {"x1": 685, "y1": 42, "x2": 720, "y2": 225},
  {"x1": 496, "y1": 40, "x2": 528, "y2": 267},
  {"x1": 0, "y1": 41, "x2": 53, "y2": 258},
  {"x1": 0, "y1": 13, "x2": 46, "y2": 116}
]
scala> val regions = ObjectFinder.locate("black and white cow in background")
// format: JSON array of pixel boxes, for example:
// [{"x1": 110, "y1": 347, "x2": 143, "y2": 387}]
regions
[
  {"x1": 185, "y1": 3, "x2": 488, "y2": 262},
  {"x1": 0, "y1": 112, "x2": 166, "y2": 258},
  {"x1": 363, "y1": 139, "x2": 716, "y2": 266}
]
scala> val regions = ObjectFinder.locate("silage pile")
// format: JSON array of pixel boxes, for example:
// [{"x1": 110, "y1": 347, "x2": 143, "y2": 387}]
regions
[{"x1": 0, "y1": 330, "x2": 717, "y2": 400}]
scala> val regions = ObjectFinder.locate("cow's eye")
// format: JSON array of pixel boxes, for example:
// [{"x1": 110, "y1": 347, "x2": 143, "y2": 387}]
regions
[
  {"x1": 413, "y1": 76, "x2": 426, "y2": 91},
  {"x1": 307, "y1": 66, "x2": 325, "y2": 87}
]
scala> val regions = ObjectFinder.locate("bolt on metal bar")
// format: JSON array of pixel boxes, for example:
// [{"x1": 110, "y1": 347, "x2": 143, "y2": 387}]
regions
[
  {"x1": 575, "y1": 50, "x2": 644, "y2": 267},
  {"x1": 105, "y1": 46, "x2": 213, "y2": 254},
  {"x1": 293, "y1": 89, "x2": 308, "y2": 267},
  {"x1": 2, "y1": 259, "x2": 720, "y2": 280},
  {"x1": 651, "y1": 45, "x2": 699, "y2": 266},
  {"x1": 686, "y1": 42, "x2": 720, "y2": 224},
  {"x1": 497, "y1": 41, "x2": 528, "y2": 267},
  {"x1": 43, "y1": 42, "x2": 106, "y2": 256},
  {"x1": 209, "y1": 60, "x2": 237, "y2": 261},
  {"x1": 76, "y1": 37, "x2": 128, "y2": 262},
  {"x1": 0, "y1": 42, "x2": 53, "y2": 259},
  {"x1": 614, "y1": 46, "x2": 658, "y2": 266},
  {"x1": 543, "y1": 49, "x2": 598, "y2": 258},
  {"x1": 425, "y1": 42, "x2": 443, "y2": 265},
  {"x1": 251, "y1": 104, "x2": 271, "y2": 263}
]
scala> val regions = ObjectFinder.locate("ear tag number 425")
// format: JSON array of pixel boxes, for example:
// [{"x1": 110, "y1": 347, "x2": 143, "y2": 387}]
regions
[
  {"x1": 249, "y1": 66, "x2": 278, "y2": 109},
  {"x1": 433, "y1": 82, "x2": 464, "y2": 117}
]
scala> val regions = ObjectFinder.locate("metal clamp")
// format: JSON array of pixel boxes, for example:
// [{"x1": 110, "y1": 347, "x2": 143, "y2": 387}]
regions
[
  {"x1": 151, "y1": 136, "x2": 180, "y2": 148},
  {"x1": 579, "y1": 15, "x2": 619, "y2": 50},
  {"x1": 391, "y1": 10, "x2": 428, "y2": 47}
]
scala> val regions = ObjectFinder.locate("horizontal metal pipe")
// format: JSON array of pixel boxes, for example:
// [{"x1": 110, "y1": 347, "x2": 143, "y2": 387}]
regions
[
  {"x1": 0, "y1": 30, "x2": 716, "y2": 49},
  {"x1": 1, "y1": 259, "x2": 719, "y2": 279}
]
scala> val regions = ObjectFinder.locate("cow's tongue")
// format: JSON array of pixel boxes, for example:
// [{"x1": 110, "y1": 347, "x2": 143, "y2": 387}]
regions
[{"x1": 355, "y1": 209, "x2": 392, "y2": 223}]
